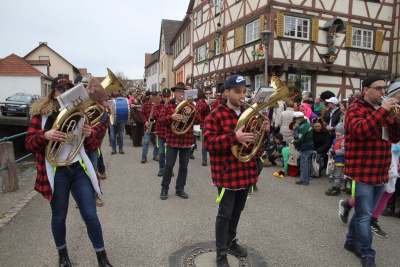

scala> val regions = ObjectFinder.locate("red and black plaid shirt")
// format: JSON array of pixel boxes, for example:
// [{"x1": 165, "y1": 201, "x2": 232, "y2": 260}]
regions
[
  {"x1": 140, "y1": 100, "x2": 157, "y2": 133},
  {"x1": 211, "y1": 97, "x2": 224, "y2": 111},
  {"x1": 25, "y1": 113, "x2": 106, "y2": 201},
  {"x1": 196, "y1": 100, "x2": 210, "y2": 130},
  {"x1": 153, "y1": 100, "x2": 168, "y2": 138},
  {"x1": 203, "y1": 101, "x2": 265, "y2": 189},
  {"x1": 160, "y1": 98, "x2": 202, "y2": 147},
  {"x1": 344, "y1": 96, "x2": 400, "y2": 185}
]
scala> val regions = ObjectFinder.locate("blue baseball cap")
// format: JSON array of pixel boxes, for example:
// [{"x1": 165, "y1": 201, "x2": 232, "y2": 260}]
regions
[{"x1": 224, "y1": 75, "x2": 247, "y2": 89}]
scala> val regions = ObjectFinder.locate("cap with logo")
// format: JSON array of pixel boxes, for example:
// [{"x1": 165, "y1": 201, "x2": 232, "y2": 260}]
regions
[
  {"x1": 162, "y1": 88, "x2": 171, "y2": 95},
  {"x1": 224, "y1": 75, "x2": 247, "y2": 89},
  {"x1": 326, "y1": 97, "x2": 339, "y2": 105},
  {"x1": 51, "y1": 77, "x2": 74, "y2": 90}
]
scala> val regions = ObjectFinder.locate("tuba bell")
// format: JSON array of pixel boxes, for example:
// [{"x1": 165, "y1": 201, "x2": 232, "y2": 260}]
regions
[
  {"x1": 84, "y1": 69, "x2": 124, "y2": 126},
  {"x1": 231, "y1": 76, "x2": 292, "y2": 162}
]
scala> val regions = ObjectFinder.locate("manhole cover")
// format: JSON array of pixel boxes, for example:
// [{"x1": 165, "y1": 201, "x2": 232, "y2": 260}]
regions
[{"x1": 169, "y1": 242, "x2": 267, "y2": 267}]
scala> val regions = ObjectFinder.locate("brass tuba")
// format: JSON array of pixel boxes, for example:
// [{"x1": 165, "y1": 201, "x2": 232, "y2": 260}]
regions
[
  {"x1": 231, "y1": 76, "x2": 292, "y2": 162},
  {"x1": 84, "y1": 69, "x2": 124, "y2": 126},
  {"x1": 171, "y1": 99, "x2": 197, "y2": 135},
  {"x1": 46, "y1": 84, "x2": 90, "y2": 167}
]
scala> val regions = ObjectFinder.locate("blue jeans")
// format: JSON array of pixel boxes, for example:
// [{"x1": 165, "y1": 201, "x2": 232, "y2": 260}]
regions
[
  {"x1": 110, "y1": 123, "x2": 124, "y2": 151},
  {"x1": 346, "y1": 181, "x2": 385, "y2": 262},
  {"x1": 50, "y1": 165, "x2": 104, "y2": 251},
  {"x1": 161, "y1": 146, "x2": 191, "y2": 192},
  {"x1": 87, "y1": 149, "x2": 99, "y2": 171},
  {"x1": 157, "y1": 136, "x2": 166, "y2": 170},
  {"x1": 142, "y1": 132, "x2": 159, "y2": 158},
  {"x1": 299, "y1": 150, "x2": 312, "y2": 183}
]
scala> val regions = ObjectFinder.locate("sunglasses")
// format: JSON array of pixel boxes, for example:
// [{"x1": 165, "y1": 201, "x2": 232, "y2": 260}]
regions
[
  {"x1": 56, "y1": 86, "x2": 70, "y2": 93},
  {"x1": 205, "y1": 92, "x2": 212, "y2": 95}
]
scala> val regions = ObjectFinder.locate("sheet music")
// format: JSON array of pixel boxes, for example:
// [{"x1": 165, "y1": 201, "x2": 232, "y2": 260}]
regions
[
  {"x1": 57, "y1": 84, "x2": 89, "y2": 110},
  {"x1": 184, "y1": 89, "x2": 198, "y2": 100},
  {"x1": 252, "y1": 86, "x2": 276, "y2": 104}
]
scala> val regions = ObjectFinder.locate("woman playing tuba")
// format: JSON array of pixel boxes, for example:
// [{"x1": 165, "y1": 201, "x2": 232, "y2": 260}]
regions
[{"x1": 25, "y1": 77, "x2": 113, "y2": 266}]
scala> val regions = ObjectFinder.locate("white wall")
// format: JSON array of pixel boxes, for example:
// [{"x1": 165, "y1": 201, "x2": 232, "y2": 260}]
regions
[{"x1": 0, "y1": 76, "x2": 42, "y2": 102}]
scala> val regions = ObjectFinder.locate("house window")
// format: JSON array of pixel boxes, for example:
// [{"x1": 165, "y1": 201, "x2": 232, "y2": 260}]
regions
[
  {"x1": 196, "y1": 10, "x2": 202, "y2": 27},
  {"x1": 352, "y1": 27, "x2": 373, "y2": 50},
  {"x1": 215, "y1": 38, "x2": 221, "y2": 55},
  {"x1": 39, "y1": 56, "x2": 49, "y2": 60},
  {"x1": 215, "y1": 0, "x2": 221, "y2": 14},
  {"x1": 245, "y1": 19, "x2": 260, "y2": 44},
  {"x1": 255, "y1": 74, "x2": 263, "y2": 90},
  {"x1": 284, "y1": 16, "x2": 310, "y2": 40},
  {"x1": 288, "y1": 74, "x2": 312, "y2": 91},
  {"x1": 197, "y1": 44, "x2": 207, "y2": 62}
]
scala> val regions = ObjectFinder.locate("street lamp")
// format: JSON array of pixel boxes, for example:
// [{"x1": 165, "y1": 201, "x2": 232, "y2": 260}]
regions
[{"x1": 261, "y1": 29, "x2": 272, "y2": 86}]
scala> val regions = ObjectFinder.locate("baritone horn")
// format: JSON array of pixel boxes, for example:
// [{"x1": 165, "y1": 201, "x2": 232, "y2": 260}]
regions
[
  {"x1": 231, "y1": 76, "x2": 292, "y2": 162},
  {"x1": 381, "y1": 96, "x2": 400, "y2": 117},
  {"x1": 171, "y1": 99, "x2": 197, "y2": 135}
]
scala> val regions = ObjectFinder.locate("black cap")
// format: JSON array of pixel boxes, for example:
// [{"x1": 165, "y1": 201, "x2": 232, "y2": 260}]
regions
[
  {"x1": 51, "y1": 76, "x2": 74, "y2": 89},
  {"x1": 362, "y1": 74, "x2": 386, "y2": 89},
  {"x1": 162, "y1": 88, "x2": 171, "y2": 95},
  {"x1": 145, "y1": 91, "x2": 151, "y2": 96},
  {"x1": 151, "y1": 91, "x2": 158, "y2": 96},
  {"x1": 320, "y1": 91, "x2": 336, "y2": 101}
]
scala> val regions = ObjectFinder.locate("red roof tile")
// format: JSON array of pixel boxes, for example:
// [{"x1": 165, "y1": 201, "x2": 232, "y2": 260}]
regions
[{"x1": 0, "y1": 54, "x2": 42, "y2": 76}]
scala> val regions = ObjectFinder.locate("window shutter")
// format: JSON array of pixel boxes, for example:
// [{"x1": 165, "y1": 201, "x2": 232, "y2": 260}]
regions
[
  {"x1": 234, "y1": 26, "x2": 244, "y2": 48},
  {"x1": 375, "y1": 30, "x2": 383, "y2": 52},
  {"x1": 209, "y1": 39, "x2": 215, "y2": 57},
  {"x1": 311, "y1": 18, "x2": 319, "y2": 42},
  {"x1": 276, "y1": 12, "x2": 284, "y2": 37},
  {"x1": 259, "y1": 14, "x2": 265, "y2": 38},
  {"x1": 345, "y1": 25, "x2": 353, "y2": 48}
]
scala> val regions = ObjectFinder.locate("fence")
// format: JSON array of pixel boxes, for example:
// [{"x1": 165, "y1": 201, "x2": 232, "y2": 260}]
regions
[{"x1": 0, "y1": 132, "x2": 33, "y2": 194}]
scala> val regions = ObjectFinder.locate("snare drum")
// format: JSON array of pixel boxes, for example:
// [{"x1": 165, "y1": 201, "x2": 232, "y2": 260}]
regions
[{"x1": 109, "y1": 98, "x2": 130, "y2": 125}]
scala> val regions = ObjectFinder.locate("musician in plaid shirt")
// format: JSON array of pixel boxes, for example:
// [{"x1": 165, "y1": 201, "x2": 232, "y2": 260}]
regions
[
  {"x1": 203, "y1": 75, "x2": 270, "y2": 267},
  {"x1": 140, "y1": 91, "x2": 159, "y2": 163},
  {"x1": 25, "y1": 78, "x2": 113, "y2": 267},
  {"x1": 344, "y1": 75, "x2": 400, "y2": 267},
  {"x1": 159, "y1": 82, "x2": 202, "y2": 200},
  {"x1": 153, "y1": 88, "x2": 172, "y2": 177}
]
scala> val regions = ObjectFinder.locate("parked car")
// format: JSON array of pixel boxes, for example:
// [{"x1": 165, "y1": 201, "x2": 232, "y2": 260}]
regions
[{"x1": 1, "y1": 93, "x2": 40, "y2": 116}]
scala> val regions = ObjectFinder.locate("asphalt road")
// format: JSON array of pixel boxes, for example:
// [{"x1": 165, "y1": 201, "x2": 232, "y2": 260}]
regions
[{"x1": 0, "y1": 134, "x2": 399, "y2": 267}]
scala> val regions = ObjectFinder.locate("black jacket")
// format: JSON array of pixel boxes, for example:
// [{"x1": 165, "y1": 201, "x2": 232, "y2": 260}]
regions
[{"x1": 313, "y1": 129, "x2": 331, "y2": 155}]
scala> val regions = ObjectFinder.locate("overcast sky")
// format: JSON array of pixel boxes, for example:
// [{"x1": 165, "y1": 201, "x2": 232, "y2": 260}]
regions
[{"x1": 1, "y1": 0, "x2": 190, "y2": 79}]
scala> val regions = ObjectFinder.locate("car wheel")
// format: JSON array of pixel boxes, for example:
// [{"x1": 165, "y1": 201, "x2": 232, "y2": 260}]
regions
[{"x1": 1, "y1": 112, "x2": 7, "y2": 116}]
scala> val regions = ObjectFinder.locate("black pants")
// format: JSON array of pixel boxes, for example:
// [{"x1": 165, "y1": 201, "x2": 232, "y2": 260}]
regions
[
  {"x1": 215, "y1": 186, "x2": 249, "y2": 254},
  {"x1": 161, "y1": 146, "x2": 191, "y2": 192}
]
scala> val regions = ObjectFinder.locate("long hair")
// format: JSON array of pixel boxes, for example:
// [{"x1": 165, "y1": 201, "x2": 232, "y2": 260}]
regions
[{"x1": 30, "y1": 90, "x2": 59, "y2": 116}]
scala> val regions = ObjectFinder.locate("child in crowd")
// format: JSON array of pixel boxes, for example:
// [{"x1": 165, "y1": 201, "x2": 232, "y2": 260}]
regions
[{"x1": 325, "y1": 122, "x2": 345, "y2": 196}]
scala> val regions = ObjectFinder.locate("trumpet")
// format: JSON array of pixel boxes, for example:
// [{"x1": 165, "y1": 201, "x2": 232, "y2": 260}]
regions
[{"x1": 381, "y1": 96, "x2": 400, "y2": 117}]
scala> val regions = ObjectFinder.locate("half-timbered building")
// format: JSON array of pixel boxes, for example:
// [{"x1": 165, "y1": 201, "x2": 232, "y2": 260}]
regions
[{"x1": 189, "y1": 0, "x2": 397, "y2": 99}]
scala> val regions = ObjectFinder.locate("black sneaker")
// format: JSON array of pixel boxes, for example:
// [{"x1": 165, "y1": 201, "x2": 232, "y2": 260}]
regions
[
  {"x1": 157, "y1": 169, "x2": 164, "y2": 177},
  {"x1": 227, "y1": 239, "x2": 247, "y2": 257},
  {"x1": 295, "y1": 181, "x2": 309, "y2": 186},
  {"x1": 175, "y1": 191, "x2": 188, "y2": 199},
  {"x1": 325, "y1": 187, "x2": 340, "y2": 196},
  {"x1": 160, "y1": 189, "x2": 168, "y2": 200},
  {"x1": 344, "y1": 241, "x2": 362, "y2": 258},
  {"x1": 370, "y1": 218, "x2": 387, "y2": 238},
  {"x1": 338, "y1": 199, "x2": 351, "y2": 224},
  {"x1": 216, "y1": 253, "x2": 230, "y2": 267},
  {"x1": 361, "y1": 256, "x2": 376, "y2": 267}
]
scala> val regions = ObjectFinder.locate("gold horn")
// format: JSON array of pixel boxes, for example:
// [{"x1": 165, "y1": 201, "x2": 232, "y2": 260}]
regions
[
  {"x1": 171, "y1": 99, "x2": 197, "y2": 135},
  {"x1": 46, "y1": 84, "x2": 89, "y2": 167},
  {"x1": 231, "y1": 76, "x2": 292, "y2": 162}
]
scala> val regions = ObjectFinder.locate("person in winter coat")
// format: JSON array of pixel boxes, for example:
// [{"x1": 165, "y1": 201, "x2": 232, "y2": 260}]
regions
[{"x1": 310, "y1": 117, "x2": 331, "y2": 177}]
